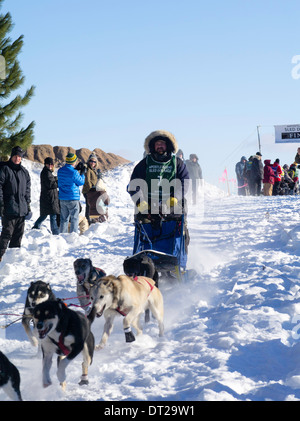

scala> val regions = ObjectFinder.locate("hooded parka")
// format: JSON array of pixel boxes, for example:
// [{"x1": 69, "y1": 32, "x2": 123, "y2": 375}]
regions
[
  {"x1": 129, "y1": 130, "x2": 189, "y2": 207},
  {"x1": 263, "y1": 160, "x2": 275, "y2": 184},
  {"x1": 185, "y1": 154, "x2": 203, "y2": 180}
]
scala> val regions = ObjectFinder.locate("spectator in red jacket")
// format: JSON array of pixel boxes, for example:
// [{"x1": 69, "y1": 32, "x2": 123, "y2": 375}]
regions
[
  {"x1": 263, "y1": 160, "x2": 275, "y2": 196},
  {"x1": 272, "y1": 158, "x2": 283, "y2": 196}
]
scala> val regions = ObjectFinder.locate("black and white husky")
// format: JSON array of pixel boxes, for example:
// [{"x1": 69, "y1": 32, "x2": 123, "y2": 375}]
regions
[
  {"x1": 0, "y1": 351, "x2": 22, "y2": 401},
  {"x1": 22, "y1": 281, "x2": 56, "y2": 347},
  {"x1": 33, "y1": 300, "x2": 94, "y2": 389}
]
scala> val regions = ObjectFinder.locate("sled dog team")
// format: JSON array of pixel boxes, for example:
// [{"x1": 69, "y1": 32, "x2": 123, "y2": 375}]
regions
[{"x1": 1, "y1": 256, "x2": 164, "y2": 400}]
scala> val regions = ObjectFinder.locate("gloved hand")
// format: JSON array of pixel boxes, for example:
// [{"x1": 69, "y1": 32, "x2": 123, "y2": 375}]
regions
[
  {"x1": 137, "y1": 201, "x2": 149, "y2": 213},
  {"x1": 96, "y1": 169, "x2": 102, "y2": 179},
  {"x1": 166, "y1": 197, "x2": 178, "y2": 208},
  {"x1": 25, "y1": 203, "x2": 32, "y2": 220},
  {"x1": 76, "y1": 162, "x2": 86, "y2": 175},
  {"x1": 76, "y1": 162, "x2": 84, "y2": 171}
]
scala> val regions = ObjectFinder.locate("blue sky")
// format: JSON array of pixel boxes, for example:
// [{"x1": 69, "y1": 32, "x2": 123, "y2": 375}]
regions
[{"x1": 4, "y1": 0, "x2": 300, "y2": 186}]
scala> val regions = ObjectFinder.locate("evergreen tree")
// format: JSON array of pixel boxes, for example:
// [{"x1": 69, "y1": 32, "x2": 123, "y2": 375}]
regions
[{"x1": 0, "y1": 0, "x2": 35, "y2": 157}]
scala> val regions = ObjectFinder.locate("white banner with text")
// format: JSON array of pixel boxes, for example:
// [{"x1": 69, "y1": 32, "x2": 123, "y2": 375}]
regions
[{"x1": 274, "y1": 125, "x2": 300, "y2": 143}]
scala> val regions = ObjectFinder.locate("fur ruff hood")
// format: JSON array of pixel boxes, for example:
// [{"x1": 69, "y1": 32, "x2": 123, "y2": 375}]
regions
[{"x1": 144, "y1": 130, "x2": 178, "y2": 154}]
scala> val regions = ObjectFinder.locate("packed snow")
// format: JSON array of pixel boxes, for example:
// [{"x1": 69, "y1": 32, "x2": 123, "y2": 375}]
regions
[{"x1": 1, "y1": 159, "x2": 300, "y2": 401}]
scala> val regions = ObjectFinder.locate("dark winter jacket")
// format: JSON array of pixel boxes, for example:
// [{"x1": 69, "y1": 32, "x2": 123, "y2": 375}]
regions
[
  {"x1": 128, "y1": 130, "x2": 190, "y2": 205},
  {"x1": 129, "y1": 156, "x2": 189, "y2": 202},
  {"x1": 263, "y1": 160, "x2": 275, "y2": 184},
  {"x1": 185, "y1": 155, "x2": 203, "y2": 180},
  {"x1": 40, "y1": 166, "x2": 60, "y2": 216},
  {"x1": 250, "y1": 155, "x2": 264, "y2": 180},
  {"x1": 0, "y1": 160, "x2": 31, "y2": 217}
]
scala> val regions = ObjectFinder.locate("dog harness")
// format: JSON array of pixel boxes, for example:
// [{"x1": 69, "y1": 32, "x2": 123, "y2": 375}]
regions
[
  {"x1": 133, "y1": 276, "x2": 154, "y2": 294},
  {"x1": 73, "y1": 266, "x2": 105, "y2": 309},
  {"x1": 115, "y1": 308, "x2": 128, "y2": 317},
  {"x1": 115, "y1": 276, "x2": 154, "y2": 317},
  {"x1": 50, "y1": 333, "x2": 70, "y2": 356}
]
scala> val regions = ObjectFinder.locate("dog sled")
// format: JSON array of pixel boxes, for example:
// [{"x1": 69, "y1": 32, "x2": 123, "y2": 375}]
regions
[{"x1": 130, "y1": 213, "x2": 189, "y2": 282}]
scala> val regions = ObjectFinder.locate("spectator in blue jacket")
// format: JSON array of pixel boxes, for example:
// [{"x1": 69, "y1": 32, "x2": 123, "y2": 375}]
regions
[{"x1": 57, "y1": 153, "x2": 85, "y2": 233}]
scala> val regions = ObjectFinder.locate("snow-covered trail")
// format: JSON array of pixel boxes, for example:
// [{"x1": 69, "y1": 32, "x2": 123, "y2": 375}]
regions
[
  {"x1": 187, "y1": 195, "x2": 300, "y2": 400},
  {"x1": 1, "y1": 160, "x2": 300, "y2": 401}
]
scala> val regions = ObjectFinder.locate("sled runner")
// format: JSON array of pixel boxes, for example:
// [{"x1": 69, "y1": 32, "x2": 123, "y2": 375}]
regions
[{"x1": 132, "y1": 213, "x2": 188, "y2": 282}]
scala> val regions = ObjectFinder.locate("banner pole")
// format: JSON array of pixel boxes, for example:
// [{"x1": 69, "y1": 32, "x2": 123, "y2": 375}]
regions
[{"x1": 257, "y1": 125, "x2": 261, "y2": 153}]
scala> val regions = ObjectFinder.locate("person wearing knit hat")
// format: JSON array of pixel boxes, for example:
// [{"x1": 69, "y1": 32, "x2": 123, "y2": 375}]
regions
[
  {"x1": 57, "y1": 152, "x2": 85, "y2": 233},
  {"x1": 88, "y1": 152, "x2": 97, "y2": 161},
  {"x1": 65, "y1": 152, "x2": 78, "y2": 164},
  {"x1": 11, "y1": 146, "x2": 24, "y2": 158},
  {"x1": 32, "y1": 157, "x2": 60, "y2": 234},
  {"x1": 0, "y1": 145, "x2": 31, "y2": 261},
  {"x1": 82, "y1": 152, "x2": 103, "y2": 224},
  {"x1": 44, "y1": 157, "x2": 54, "y2": 166}
]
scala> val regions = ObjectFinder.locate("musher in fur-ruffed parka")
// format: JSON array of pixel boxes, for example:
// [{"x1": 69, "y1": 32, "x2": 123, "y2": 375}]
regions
[{"x1": 128, "y1": 130, "x2": 190, "y2": 216}]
